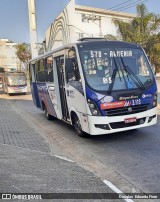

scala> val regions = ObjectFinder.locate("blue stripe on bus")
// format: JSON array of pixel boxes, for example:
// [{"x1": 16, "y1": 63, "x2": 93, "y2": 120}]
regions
[
  {"x1": 31, "y1": 82, "x2": 41, "y2": 108},
  {"x1": 34, "y1": 82, "x2": 57, "y2": 118}
]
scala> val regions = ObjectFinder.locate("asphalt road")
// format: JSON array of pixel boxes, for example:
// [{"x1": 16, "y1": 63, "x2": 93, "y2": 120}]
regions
[
  {"x1": 0, "y1": 96, "x2": 123, "y2": 202},
  {"x1": 1, "y1": 93, "x2": 160, "y2": 200}
]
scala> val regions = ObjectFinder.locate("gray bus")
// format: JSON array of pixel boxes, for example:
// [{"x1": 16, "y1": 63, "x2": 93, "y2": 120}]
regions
[{"x1": 3, "y1": 71, "x2": 28, "y2": 95}]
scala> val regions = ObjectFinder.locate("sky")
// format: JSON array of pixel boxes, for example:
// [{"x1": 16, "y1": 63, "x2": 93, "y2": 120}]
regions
[{"x1": 0, "y1": 0, "x2": 159, "y2": 44}]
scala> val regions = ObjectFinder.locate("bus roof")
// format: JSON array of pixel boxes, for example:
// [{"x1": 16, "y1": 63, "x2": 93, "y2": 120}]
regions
[
  {"x1": 77, "y1": 39, "x2": 140, "y2": 49},
  {"x1": 29, "y1": 40, "x2": 141, "y2": 62}
]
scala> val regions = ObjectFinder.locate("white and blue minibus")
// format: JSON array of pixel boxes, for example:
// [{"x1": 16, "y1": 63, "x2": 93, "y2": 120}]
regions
[{"x1": 29, "y1": 39, "x2": 157, "y2": 137}]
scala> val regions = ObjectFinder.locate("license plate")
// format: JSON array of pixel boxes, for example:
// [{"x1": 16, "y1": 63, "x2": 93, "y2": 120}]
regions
[{"x1": 124, "y1": 117, "x2": 137, "y2": 124}]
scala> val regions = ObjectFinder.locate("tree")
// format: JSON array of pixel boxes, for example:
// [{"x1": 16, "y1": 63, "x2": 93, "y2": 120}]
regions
[
  {"x1": 146, "y1": 34, "x2": 160, "y2": 74},
  {"x1": 104, "y1": 34, "x2": 117, "y2": 41},
  {"x1": 114, "y1": 4, "x2": 160, "y2": 43},
  {"x1": 113, "y1": 3, "x2": 160, "y2": 73},
  {"x1": 15, "y1": 43, "x2": 31, "y2": 71}
]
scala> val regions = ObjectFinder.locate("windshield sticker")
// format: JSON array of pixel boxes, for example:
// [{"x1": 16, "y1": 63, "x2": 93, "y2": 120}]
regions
[
  {"x1": 103, "y1": 77, "x2": 112, "y2": 84},
  {"x1": 127, "y1": 81, "x2": 134, "y2": 89},
  {"x1": 110, "y1": 50, "x2": 132, "y2": 57}
]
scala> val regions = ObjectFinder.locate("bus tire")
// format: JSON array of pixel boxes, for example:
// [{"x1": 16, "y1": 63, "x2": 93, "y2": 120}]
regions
[
  {"x1": 73, "y1": 113, "x2": 88, "y2": 138},
  {"x1": 44, "y1": 107, "x2": 53, "y2": 120}
]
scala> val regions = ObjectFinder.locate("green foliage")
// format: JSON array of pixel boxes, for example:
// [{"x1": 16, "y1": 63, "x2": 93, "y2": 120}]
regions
[
  {"x1": 113, "y1": 3, "x2": 160, "y2": 73},
  {"x1": 0, "y1": 67, "x2": 4, "y2": 73},
  {"x1": 146, "y1": 34, "x2": 160, "y2": 71},
  {"x1": 104, "y1": 34, "x2": 117, "y2": 41},
  {"x1": 15, "y1": 43, "x2": 31, "y2": 62}
]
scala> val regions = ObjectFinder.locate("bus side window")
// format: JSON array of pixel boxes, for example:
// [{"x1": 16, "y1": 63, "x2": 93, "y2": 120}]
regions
[
  {"x1": 65, "y1": 49, "x2": 81, "y2": 83},
  {"x1": 66, "y1": 58, "x2": 76, "y2": 82},
  {"x1": 65, "y1": 48, "x2": 83, "y2": 94},
  {"x1": 45, "y1": 56, "x2": 54, "y2": 82},
  {"x1": 36, "y1": 59, "x2": 45, "y2": 82},
  {"x1": 29, "y1": 64, "x2": 32, "y2": 82},
  {"x1": 29, "y1": 63, "x2": 36, "y2": 82},
  {"x1": 35, "y1": 61, "x2": 38, "y2": 81}
]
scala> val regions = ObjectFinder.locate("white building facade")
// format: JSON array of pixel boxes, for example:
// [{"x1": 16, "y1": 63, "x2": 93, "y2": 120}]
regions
[
  {"x1": 0, "y1": 39, "x2": 20, "y2": 71},
  {"x1": 45, "y1": 0, "x2": 136, "y2": 51}
]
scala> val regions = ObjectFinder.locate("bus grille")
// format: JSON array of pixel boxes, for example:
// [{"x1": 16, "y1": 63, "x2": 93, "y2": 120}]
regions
[
  {"x1": 110, "y1": 117, "x2": 146, "y2": 129},
  {"x1": 105, "y1": 104, "x2": 150, "y2": 116}
]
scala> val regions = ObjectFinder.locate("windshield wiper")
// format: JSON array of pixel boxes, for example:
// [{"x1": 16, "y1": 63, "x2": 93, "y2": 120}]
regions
[
  {"x1": 107, "y1": 56, "x2": 122, "y2": 95},
  {"x1": 120, "y1": 56, "x2": 145, "y2": 91}
]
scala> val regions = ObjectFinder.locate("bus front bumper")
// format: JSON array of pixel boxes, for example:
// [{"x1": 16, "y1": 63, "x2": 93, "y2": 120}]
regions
[
  {"x1": 87, "y1": 107, "x2": 157, "y2": 135},
  {"x1": 7, "y1": 86, "x2": 28, "y2": 94}
]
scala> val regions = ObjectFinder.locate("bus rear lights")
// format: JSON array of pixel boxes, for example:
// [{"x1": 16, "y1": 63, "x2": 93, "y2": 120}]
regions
[
  {"x1": 148, "y1": 115, "x2": 156, "y2": 123},
  {"x1": 95, "y1": 124, "x2": 110, "y2": 130}
]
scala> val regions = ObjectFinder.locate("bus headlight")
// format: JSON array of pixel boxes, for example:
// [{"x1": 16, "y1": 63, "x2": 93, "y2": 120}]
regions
[
  {"x1": 92, "y1": 110, "x2": 98, "y2": 116},
  {"x1": 88, "y1": 99, "x2": 101, "y2": 116},
  {"x1": 152, "y1": 92, "x2": 157, "y2": 107},
  {"x1": 153, "y1": 102, "x2": 156, "y2": 107},
  {"x1": 89, "y1": 103, "x2": 95, "y2": 109}
]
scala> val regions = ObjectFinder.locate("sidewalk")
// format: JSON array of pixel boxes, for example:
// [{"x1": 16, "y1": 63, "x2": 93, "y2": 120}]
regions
[{"x1": 0, "y1": 98, "x2": 115, "y2": 200}]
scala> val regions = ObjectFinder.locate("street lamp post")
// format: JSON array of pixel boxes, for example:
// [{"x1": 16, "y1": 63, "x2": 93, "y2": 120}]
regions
[{"x1": 28, "y1": 0, "x2": 38, "y2": 58}]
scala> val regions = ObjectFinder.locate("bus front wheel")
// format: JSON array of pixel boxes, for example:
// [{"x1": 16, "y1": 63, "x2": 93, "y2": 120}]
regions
[{"x1": 73, "y1": 114, "x2": 88, "y2": 138}]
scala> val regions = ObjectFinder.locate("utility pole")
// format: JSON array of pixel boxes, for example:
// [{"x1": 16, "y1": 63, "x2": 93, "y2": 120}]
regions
[
  {"x1": 82, "y1": 12, "x2": 103, "y2": 37},
  {"x1": 28, "y1": 0, "x2": 38, "y2": 58}
]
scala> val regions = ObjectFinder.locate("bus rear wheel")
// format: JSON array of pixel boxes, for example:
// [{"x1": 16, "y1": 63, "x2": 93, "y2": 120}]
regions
[{"x1": 44, "y1": 107, "x2": 53, "y2": 120}]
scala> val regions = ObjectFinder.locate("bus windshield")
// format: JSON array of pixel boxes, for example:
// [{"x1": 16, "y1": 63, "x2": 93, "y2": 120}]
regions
[
  {"x1": 7, "y1": 72, "x2": 27, "y2": 86},
  {"x1": 79, "y1": 47, "x2": 154, "y2": 92}
]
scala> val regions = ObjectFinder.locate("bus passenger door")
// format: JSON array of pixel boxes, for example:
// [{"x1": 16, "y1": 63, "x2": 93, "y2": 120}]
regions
[
  {"x1": 56, "y1": 56, "x2": 69, "y2": 121},
  {"x1": 29, "y1": 63, "x2": 41, "y2": 108},
  {"x1": 65, "y1": 48, "x2": 89, "y2": 133}
]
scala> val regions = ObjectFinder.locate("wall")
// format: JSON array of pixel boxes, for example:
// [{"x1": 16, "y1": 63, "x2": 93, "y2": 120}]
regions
[
  {"x1": 45, "y1": 0, "x2": 135, "y2": 51},
  {"x1": 0, "y1": 40, "x2": 20, "y2": 71}
]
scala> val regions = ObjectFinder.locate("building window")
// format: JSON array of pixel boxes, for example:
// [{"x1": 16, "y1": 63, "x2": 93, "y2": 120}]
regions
[
  {"x1": 81, "y1": 14, "x2": 89, "y2": 23},
  {"x1": 77, "y1": 32, "x2": 84, "y2": 39}
]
